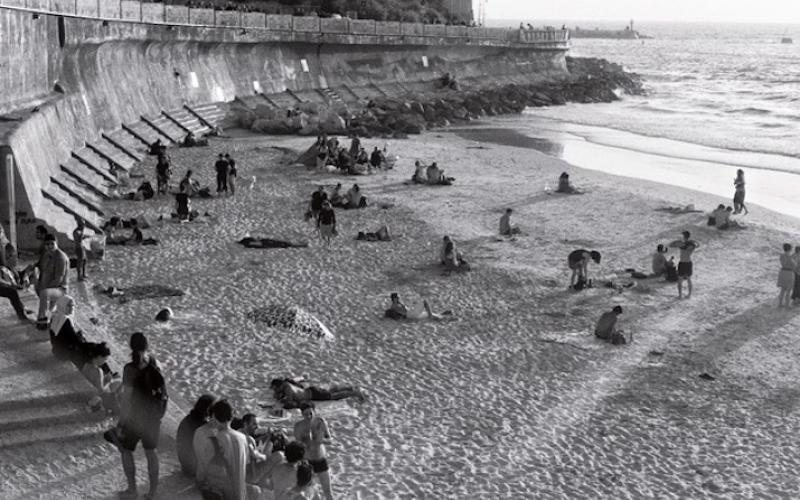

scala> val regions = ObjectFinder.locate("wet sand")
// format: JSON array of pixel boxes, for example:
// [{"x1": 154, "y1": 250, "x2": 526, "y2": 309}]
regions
[{"x1": 27, "y1": 125, "x2": 800, "y2": 498}]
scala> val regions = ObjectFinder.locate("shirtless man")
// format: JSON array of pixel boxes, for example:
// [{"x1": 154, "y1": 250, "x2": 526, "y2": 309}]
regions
[
  {"x1": 294, "y1": 402, "x2": 334, "y2": 500},
  {"x1": 567, "y1": 249, "x2": 602, "y2": 287},
  {"x1": 669, "y1": 231, "x2": 700, "y2": 299},
  {"x1": 385, "y1": 293, "x2": 453, "y2": 321},
  {"x1": 271, "y1": 379, "x2": 364, "y2": 408}
]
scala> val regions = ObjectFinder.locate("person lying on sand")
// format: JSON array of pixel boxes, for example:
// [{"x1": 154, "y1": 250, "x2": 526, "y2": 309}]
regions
[
  {"x1": 384, "y1": 293, "x2": 453, "y2": 320},
  {"x1": 238, "y1": 237, "x2": 309, "y2": 249},
  {"x1": 556, "y1": 172, "x2": 583, "y2": 194},
  {"x1": 594, "y1": 305, "x2": 628, "y2": 345},
  {"x1": 270, "y1": 378, "x2": 365, "y2": 408},
  {"x1": 356, "y1": 226, "x2": 391, "y2": 242},
  {"x1": 499, "y1": 208, "x2": 521, "y2": 236},
  {"x1": 568, "y1": 249, "x2": 601, "y2": 287},
  {"x1": 654, "y1": 204, "x2": 702, "y2": 214}
]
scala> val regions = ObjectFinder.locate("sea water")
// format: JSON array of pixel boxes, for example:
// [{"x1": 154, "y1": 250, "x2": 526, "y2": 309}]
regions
[{"x1": 491, "y1": 21, "x2": 800, "y2": 217}]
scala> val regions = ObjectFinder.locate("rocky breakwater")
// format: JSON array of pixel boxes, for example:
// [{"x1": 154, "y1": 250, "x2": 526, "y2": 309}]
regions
[{"x1": 226, "y1": 56, "x2": 643, "y2": 138}]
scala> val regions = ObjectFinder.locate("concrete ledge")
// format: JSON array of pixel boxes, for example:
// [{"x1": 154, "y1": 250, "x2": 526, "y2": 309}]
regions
[
  {"x1": 120, "y1": 0, "x2": 139, "y2": 21},
  {"x1": 140, "y1": 2, "x2": 164, "y2": 24},
  {"x1": 75, "y1": 0, "x2": 97, "y2": 18},
  {"x1": 241, "y1": 12, "x2": 264, "y2": 28},
  {"x1": 51, "y1": 0, "x2": 74, "y2": 15},
  {"x1": 188, "y1": 7, "x2": 213, "y2": 25},
  {"x1": 165, "y1": 5, "x2": 188, "y2": 24}
]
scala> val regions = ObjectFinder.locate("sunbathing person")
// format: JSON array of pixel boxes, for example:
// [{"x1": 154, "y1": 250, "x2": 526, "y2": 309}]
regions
[
  {"x1": 356, "y1": 226, "x2": 391, "y2": 242},
  {"x1": 568, "y1": 249, "x2": 602, "y2": 287},
  {"x1": 717, "y1": 206, "x2": 745, "y2": 230},
  {"x1": 345, "y1": 184, "x2": 366, "y2": 209},
  {"x1": 556, "y1": 172, "x2": 583, "y2": 194},
  {"x1": 384, "y1": 293, "x2": 453, "y2": 320},
  {"x1": 238, "y1": 237, "x2": 308, "y2": 249},
  {"x1": 270, "y1": 378, "x2": 365, "y2": 408},
  {"x1": 499, "y1": 208, "x2": 521, "y2": 236}
]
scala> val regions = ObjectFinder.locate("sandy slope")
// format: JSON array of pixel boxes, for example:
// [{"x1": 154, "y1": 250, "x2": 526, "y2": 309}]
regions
[{"x1": 52, "y1": 126, "x2": 800, "y2": 499}]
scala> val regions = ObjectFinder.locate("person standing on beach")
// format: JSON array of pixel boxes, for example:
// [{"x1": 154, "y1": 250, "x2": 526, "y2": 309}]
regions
[
  {"x1": 317, "y1": 200, "x2": 336, "y2": 248},
  {"x1": 215, "y1": 153, "x2": 229, "y2": 194},
  {"x1": 310, "y1": 186, "x2": 326, "y2": 221},
  {"x1": 294, "y1": 402, "x2": 334, "y2": 500},
  {"x1": 194, "y1": 399, "x2": 251, "y2": 500},
  {"x1": 778, "y1": 243, "x2": 795, "y2": 308},
  {"x1": 36, "y1": 235, "x2": 69, "y2": 329},
  {"x1": 116, "y1": 332, "x2": 168, "y2": 500},
  {"x1": 72, "y1": 218, "x2": 89, "y2": 281},
  {"x1": 226, "y1": 153, "x2": 237, "y2": 196},
  {"x1": 669, "y1": 231, "x2": 699, "y2": 299},
  {"x1": 733, "y1": 169, "x2": 748, "y2": 215}
]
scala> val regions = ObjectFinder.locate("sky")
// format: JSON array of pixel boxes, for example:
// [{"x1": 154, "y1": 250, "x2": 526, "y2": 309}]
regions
[{"x1": 485, "y1": 0, "x2": 800, "y2": 24}]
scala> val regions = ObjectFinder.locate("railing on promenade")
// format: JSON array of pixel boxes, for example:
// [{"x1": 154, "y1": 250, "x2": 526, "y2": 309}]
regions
[{"x1": 0, "y1": 0, "x2": 570, "y2": 49}]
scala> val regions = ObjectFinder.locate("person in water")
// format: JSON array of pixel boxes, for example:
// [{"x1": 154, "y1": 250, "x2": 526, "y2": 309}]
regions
[
  {"x1": 669, "y1": 231, "x2": 700, "y2": 299},
  {"x1": 733, "y1": 169, "x2": 748, "y2": 215},
  {"x1": 567, "y1": 249, "x2": 601, "y2": 287}
]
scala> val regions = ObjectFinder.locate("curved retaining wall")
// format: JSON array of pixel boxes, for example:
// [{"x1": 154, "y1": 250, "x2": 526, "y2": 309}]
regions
[{"x1": 0, "y1": 7, "x2": 568, "y2": 249}]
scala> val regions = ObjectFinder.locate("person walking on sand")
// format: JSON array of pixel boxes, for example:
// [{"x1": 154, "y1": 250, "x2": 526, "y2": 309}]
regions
[
  {"x1": 36, "y1": 235, "x2": 69, "y2": 330},
  {"x1": 567, "y1": 249, "x2": 601, "y2": 287},
  {"x1": 115, "y1": 332, "x2": 168, "y2": 500},
  {"x1": 294, "y1": 402, "x2": 335, "y2": 500},
  {"x1": 226, "y1": 153, "x2": 237, "y2": 196},
  {"x1": 733, "y1": 169, "x2": 748, "y2": 215},
  {"x1": 669, "y1": 231, "x2": 699, "y2": 299},
  {"x1": 317, "y1": 200, "x2": 336, "y2": 248},
  {"x1": 215, "y1": 153, "x2": 229, "y2": 194},
  {"x1": 778, "y1": 243, "x2": 795, "y2": 308}
]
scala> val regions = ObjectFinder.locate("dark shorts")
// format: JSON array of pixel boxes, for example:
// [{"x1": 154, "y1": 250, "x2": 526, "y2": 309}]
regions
[
  {"x1": 568, "y1": 260, "x2": 581, "y2": 271},
  {"x1": 309, "y1": 458, "x2": 329, "y2": 473},
  {"x1": 308, "y1": 386, "x2": 333, "y2": 400},
  {"x1": 678, "y1": 262, "x2": 693, "y2": 278},
  {"x1": 733, "y1": 190, "x2": 745, "y2": 204},
  {"x1": 119, "y1": 419, "x2": 161, "y2": 451}
]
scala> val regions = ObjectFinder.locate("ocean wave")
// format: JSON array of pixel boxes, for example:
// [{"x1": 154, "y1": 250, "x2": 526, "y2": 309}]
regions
[
  {"x1": 726, "y1": 107, "x2": 771, "y2": 115},
  {"x1": 757, "y1": 122, "x2": 787, "y2": 129}
]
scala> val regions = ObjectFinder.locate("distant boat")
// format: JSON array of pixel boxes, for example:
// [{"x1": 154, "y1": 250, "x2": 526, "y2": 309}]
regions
[{"x1": 781, "y1": 37, "x2": 793, "y2": 44}]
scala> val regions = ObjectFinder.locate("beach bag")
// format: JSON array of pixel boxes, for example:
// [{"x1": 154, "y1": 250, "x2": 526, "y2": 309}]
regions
[
  {"x1": 139, "y1": 359, "x2": 168, "y2": 419},
  {"x1": 610, "y1": 332, "x2": 627, "y2": 345},
  {"x1": 707, "y1": 216, "x2": 716, "y2": 226},
  {"x1": 573, "y1": 277, "x2": 587, "y2": 291},
  {"x1": 200, "y1": 436, "x2": 232, "y2": 500},
  {"x1": 665, "y1": 261, "x2": 678, "y2": 282}
]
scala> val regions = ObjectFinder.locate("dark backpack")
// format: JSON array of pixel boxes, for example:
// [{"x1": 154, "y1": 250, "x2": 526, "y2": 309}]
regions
[
  {"x1": 610, "y1": 332, "x2": 627, "y2": 345},
  {"x1": 200, "y1": 436, "x2": 232, "y2": 500},
  {"x1": 665, "y1": 260, "x2": 679, "y2": 282},
  {"x1": 139, "y1": 359, "x2": 168, "y2": 419}
]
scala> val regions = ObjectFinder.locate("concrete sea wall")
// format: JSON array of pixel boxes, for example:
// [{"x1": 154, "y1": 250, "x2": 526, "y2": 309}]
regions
[{"x1": 0, "y1": 5, "x2": 568, "y2": 248}]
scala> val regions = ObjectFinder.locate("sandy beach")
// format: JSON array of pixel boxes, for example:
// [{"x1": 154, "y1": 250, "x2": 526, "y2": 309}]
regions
[{"x1": 14, "y1": 122, "x2": 800, "y2": 499}]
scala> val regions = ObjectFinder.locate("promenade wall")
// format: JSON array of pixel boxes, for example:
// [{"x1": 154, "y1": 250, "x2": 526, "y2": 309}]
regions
[{"x1": 0, "y1": 4, "x2": 569, "y2": 247}]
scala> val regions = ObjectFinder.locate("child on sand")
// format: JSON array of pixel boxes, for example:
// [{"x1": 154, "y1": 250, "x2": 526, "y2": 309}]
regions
[
  {"x1": 778, "y1": 243, "x2": 795, "y2": 308},
  {"x1": 499, "y1": 208, "x2": 521, "y2": 236},
  {"x1": 669, "y1": 231, "x2": 699, "y2": 299}
]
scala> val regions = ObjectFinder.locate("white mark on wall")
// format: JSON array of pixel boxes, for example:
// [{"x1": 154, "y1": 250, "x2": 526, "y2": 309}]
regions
[
  {"x1": 212, "y1": 85, "x2": 225, "y2": 102},
  {"x1": 81, "y1": 92, "x2": 92, "y2": 115},
  {"x1": 189, "y1": 72, "x2": 199, "y2": 89},
  {"x1": 300, "y1": 59, "x2": 309, "y2": 73},
  {"x1": 421, "y1": 56, "x2": 429, "y2": 68},
  {"x1": 253, "y1": 81, "x2": 262, "y2": 93}
]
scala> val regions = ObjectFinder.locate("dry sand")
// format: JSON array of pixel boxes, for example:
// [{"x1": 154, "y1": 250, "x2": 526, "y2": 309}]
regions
[{"x1": 17, "y1": 123, "x2": 800, "y2": 499}]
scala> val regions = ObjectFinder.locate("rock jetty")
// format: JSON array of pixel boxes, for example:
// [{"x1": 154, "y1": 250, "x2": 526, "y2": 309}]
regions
[{"x1": 226, "y1": 56, "x2": 644, "y2": 139}]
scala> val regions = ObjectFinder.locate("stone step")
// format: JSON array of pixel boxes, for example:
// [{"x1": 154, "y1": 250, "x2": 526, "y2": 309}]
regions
[
  {"x1": 333, "y1": 85, "x2": 361, "y2": 102},
  {"x1": 191, "y1": 104, "x2": 226, "y2": 124},
  {"x1": 72, "y1": 148, "x2": 118, "y2": 185},
  {"x1": 164, "y1": 109, "x2": 209, "y2": 135},
  {"x1": 293, "y1": 89, "x2": 327, "y2": 104},
  {"x1": 0, "y1": 396, "x2": 104, "y2": 432},
  {"x1": 122, "y1": 121, "x2": 163, "y2": 147},
  {"x1": 318, "y1": 87, "x2": 344, "y2": 103},
  {"x1": 0, "y1": 390, "x2": 98, "y2": 413},
  {"x1": 50, "y1": 175, "x2": 105, "y2": 217},
  {"x1": 86, "y1": 141, "x2": 135, "y2": 173},
  {"x1": 0, "y1": 416, "x2": 109, "y2": 450},
  {"x1": 102, "y1": 131, "x2": 144, "y2": 162},
  {"x1": 264, "y1": 91, "x2": 301, "y2": 110},
  {"x1": 142, "y1": 114, "x2": 183, "y2": 143},
  {"x1": 348, "y1": 85, "x2": 384, "y2": 100},
  {"x1": 41, "y1": 188, "x2": 103, "y2": 233},
  {"x1": 61, "y1": 159, "x2": 112, "y2": 199}
]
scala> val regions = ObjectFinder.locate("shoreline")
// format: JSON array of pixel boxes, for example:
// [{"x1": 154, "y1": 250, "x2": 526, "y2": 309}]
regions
[
  {"x1": 15, "y1": 124, "x2": 800, "y2": 498},
  {"x1": 453, "y1": 118, "x2": 800, "y2": 221}
]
